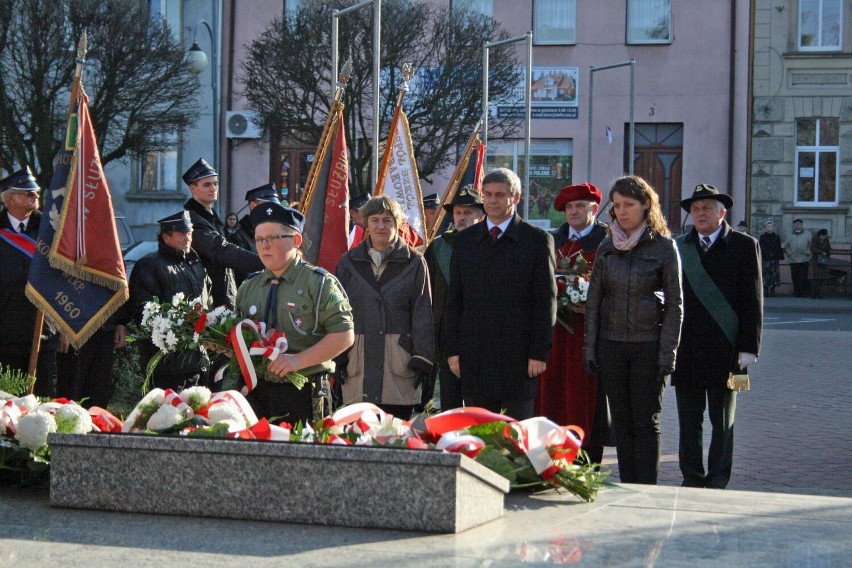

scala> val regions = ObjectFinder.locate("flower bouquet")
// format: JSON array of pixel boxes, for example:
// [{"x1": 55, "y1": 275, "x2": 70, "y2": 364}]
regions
[
  {"x1": 555, "y1": 251, "x2": 592, "y2": 333},
  {"x1": 131, "y1": 294, "x2": 307, "y2": 395}
]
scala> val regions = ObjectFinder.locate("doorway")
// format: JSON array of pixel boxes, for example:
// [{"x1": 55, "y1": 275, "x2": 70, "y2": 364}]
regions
[{"x1": 627, "y1": 123, "x2": 683, "y2": 231}]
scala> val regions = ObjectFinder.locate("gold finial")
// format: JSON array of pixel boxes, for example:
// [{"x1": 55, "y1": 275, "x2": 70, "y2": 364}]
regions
[{"x1": 76, "y1": 30, "x2": 88, "y2": 62}]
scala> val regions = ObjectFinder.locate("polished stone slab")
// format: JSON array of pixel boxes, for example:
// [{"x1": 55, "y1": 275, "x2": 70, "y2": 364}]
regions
[
  {"x1": 48, "y1": 432, "x2": 509, "y2": 534},
  {"x1": 4, "y1": 482, "x2": 851, "y2": 566}
]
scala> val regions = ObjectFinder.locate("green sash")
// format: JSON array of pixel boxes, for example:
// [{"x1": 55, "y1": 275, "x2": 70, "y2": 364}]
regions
[
  {"x1": 432, "y1": 237, "x2": 452, "y2": 283},
  {"x1": 674, "y1": 234, "x2": 738, "y2": 347}
]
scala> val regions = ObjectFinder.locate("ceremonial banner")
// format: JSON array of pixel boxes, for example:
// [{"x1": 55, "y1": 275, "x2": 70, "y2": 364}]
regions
[
  {"x1": 50, "y1": 90, "x2": 127, "y2": 291},
  {"x1": 299, "y1": 104, "x2": 350, "y2": 272},
  {"x1": 426, "y1": 129, "x2": 485, "y2": 242},
  {"x1": 458, "y1": 141, "x2": 486, "y2": 194},
  {"x1": 25, "y1": 92, "x2": 128, "y2": 349},
  {"x1": 376, "y1": 110, "x2": 425, "y2": 247}
]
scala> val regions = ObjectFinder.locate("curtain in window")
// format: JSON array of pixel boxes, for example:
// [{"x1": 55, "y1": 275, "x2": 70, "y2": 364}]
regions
[
  {"x1": 534, "y1": 0, "x2": 576, "y2": 43},
  {"x1": 628, "y1": 0, "x2": 671, "y2": 42}
]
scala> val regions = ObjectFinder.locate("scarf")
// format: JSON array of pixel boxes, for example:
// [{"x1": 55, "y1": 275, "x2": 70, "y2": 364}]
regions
[{"x1": 610, "y1": 220, "x2": 647, "y2": 251}]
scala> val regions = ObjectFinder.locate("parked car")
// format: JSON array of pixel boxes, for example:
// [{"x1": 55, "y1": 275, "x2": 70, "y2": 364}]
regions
[
  {"x1": 114, "y1": 211, "x2": 137, "y2": 253},
  {"x1": 122, "y1": 240, "x2": 158, "y2": 279}
]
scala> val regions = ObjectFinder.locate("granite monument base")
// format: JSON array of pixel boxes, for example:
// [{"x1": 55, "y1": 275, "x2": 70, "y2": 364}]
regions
[{"x1": 48, "y1": 433, "x2": 509, "y2": 533}]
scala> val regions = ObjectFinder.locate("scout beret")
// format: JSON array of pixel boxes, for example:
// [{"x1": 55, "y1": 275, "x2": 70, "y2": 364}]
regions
[{"x1": 250, "y1": 201, "x2": 305, "y2": 234}]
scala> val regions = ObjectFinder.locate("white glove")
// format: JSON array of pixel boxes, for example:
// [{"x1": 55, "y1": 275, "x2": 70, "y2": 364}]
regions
[{"x1": 738, "y1": 352, "x2": 757, "y2": 370}]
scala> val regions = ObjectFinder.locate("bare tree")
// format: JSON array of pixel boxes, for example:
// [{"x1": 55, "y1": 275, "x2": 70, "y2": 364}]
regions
[
  {"x1": 240, "y1": 0, "x2": 522, "y2": 195},
  {"x1": 0, "y1": 0, "x2": 199, "y2": 189}
]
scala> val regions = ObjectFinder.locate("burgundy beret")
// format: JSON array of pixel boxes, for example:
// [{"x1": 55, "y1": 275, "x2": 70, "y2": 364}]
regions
[{"x1": 554, "y1": 182, "x2": 602, "y2": 211}]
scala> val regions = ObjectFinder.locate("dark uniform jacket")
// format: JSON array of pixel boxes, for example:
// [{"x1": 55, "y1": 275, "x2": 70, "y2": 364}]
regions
[
  {"x1": 423, "y1": 229, "x2": 458, "y2": 351},
  {"x1": 238, "y1": 214, "x2": 255, "y2": 240},
  {"x1": 671, "y1": 221, "x2": 763, "y2": 388},
  {"x1": 128, "y1": 240, "x2": 212, "y2": 386},
  {"x1": 0, "y1": 210, "x2": 56, "y2": 351},
  {"x1": 444, "y1": 213, "x2": 557, "y2": 401},
  {"x1": 184, "y1": 198, "x2": 264, "y2": 308}
]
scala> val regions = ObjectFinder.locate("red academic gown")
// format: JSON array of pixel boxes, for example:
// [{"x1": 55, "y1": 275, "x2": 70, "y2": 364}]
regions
[{"x1": 535, "y1": 222, "x2": 607, "y2": 447}]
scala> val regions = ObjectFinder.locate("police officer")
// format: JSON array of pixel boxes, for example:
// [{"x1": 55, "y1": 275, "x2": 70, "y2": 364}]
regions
[
  {"x1": 238, "y1": 182, "x2": 280, "y2": 241},
  {"x1": 235, "y1": 202, "x2": 354, "y2": 423},
  {"x1": 128, "y1": 211, "x2": 211, "y2": 391},
  {"x1": 182, "y1": 158, "x2": 264, "y2": 308}
]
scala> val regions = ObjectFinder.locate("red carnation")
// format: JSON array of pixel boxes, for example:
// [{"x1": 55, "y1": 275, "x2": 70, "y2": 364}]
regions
[{"x1": 194, "y1": 312, "x2": 208, "y2": 334}]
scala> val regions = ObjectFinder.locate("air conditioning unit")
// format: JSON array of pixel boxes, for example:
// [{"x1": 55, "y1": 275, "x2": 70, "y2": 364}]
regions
[{"x1": 225, "y1": 111, "x2": 262, "y2": 139}]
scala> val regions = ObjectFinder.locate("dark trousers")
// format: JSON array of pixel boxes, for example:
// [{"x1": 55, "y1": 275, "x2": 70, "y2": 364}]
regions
[
  {"x1": 465, "y1": 396, "x2": 535, "y2": 421},
  {"x1": 56, "y1": 328, "x2": 115, "y2": 408},
  {"x1": 675, "y1": 383, "x2": 737, "y2": 488},
  {"x1": 790, "y1": 262, "x2": 810, "y2": 297},
  {"x1": 0, "y1": 344, "x2": 56, "y2": 398},
  {"x1": 438, "y1": 362, "x2": 463, "y2": 412},
  {"x1": 247, "y1": 380, "x2": 314, "y2": 425},
  {"x1": 598, "y1": 340, "x2": 664, "y2": 485}
]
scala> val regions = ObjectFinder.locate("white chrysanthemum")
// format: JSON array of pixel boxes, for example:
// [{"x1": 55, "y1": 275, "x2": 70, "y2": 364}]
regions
[
  {"x1": 171, "y1": 292, "x2": 185, "y2": 306},
  {"x1": 206, "y1": 402, "x2": 244, "y2": 425},
  {"x1": 146, "y1": 404, "x2": 186, "y2": 431},
  {"x1": 192, "y1": 332, "x2": 200, "y2": 344},
  {"x1": 165, "y1": 330, "x2": 179, "y2": 349},
  {"x1": 141, "y1": 302, "x2": 160, "y2": 326},
  {"x1": 15, "y1": 410, "x2": 57, "y2": 451},
  {"x1": 121, "y1": 389, "x2": 166, "y2": 432},
  {"x1": 206, "y1": 306, "x2": 233, "y2": 326},
  {"x1": 54, "y1": 404, "x2": 94, "y2": 434},
  {"x1": 180, "y1": 386, "x2": 212, "y2": 411},
  {"x1": 16, "y1": 394, "x2": 38, "y2": 413}
]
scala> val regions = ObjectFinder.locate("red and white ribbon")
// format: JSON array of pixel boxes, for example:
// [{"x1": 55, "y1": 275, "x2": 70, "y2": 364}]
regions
[
  {"x1": 229, "y1": 319, "x2": 289, "y2": 395},
  {"x1": 509, "y1": 417, "x2": 583, "y2": 480},
  {"x1": 196, "y1": 390, "x2": 259, "y2": 426},
  {"x1": 1, "y1": 400, "x2": 22, "y2": 434},
  {"x1": 435, "y1": 431, "x2": 485, "y2": 458},
  {"x1": 161, "y1": 389, "x2": 192, "y2": 414}
]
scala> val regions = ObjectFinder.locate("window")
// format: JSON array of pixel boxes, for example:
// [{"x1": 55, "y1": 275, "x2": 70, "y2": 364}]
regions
[
  {"x1": 485, "y1": 139, "x2": 573, "y2": 226},
  {"x1": 627, "y1": 0, "x2": 672, "y2": 44},
  {"x1": 139, "y1": 147, "x2": 179, "y2": 193},
  {"x1": 795, "y1": 118, "x2": 839, "y2": 206},
  {"x1": 148, "y1": 0, "x2": 181, "y2": 41},
  {"x1": 534, "y1": 0, "x2": 576, "y2": 44},
  {"x1": 285, "y1": 0, "x2": 306, "y2": 18},
  {"x1": 452, "y1": 0, "x2": 493, "y2": 18},
  {"x1": 799, "y1": 0, "x2": 842, "y2": 51}
]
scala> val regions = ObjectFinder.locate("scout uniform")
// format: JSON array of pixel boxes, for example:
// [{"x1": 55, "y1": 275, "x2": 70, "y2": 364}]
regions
[{"x1": 235, "y1": 204, "x2": 353, "y2": 424}]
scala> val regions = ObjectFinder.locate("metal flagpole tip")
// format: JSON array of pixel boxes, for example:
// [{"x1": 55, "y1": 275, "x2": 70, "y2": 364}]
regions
[
  {"x1": 76, "y1": 30, "x2": 88, "y2": 62},
  {"x1": 400, "y1": 63, "x2": 415, "y2": 92},
  {"x1": 339, "y1": 58, "x2": 353, "y2": 87}
]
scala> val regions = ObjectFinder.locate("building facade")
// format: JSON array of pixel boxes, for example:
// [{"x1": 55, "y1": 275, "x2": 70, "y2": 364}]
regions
[{"x1": 751, "y1": 0, "x2": 851, "y2": 245}]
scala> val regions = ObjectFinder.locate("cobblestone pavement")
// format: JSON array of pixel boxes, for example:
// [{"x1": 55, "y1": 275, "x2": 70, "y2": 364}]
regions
[{"x1": 603, "y1": 301, "x2": 852, "y2": 497}]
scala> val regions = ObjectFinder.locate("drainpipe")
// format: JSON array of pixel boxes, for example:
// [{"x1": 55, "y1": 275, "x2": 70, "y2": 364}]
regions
[
  {"x1": 225, "y1": 0, "x2": 236, "y2": 212},
  {"x1": 744, "y1": 0, "x2": 757, "y2": 227},
  {"x1": 727, "y1": 0, "x2": 737, "y2": 221}
]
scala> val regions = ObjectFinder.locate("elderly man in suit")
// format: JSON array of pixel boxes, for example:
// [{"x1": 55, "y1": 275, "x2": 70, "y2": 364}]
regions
[
  {"x1": 673, "y1": 184, "x2": 763, "y2": 489},
  {"x1": 444, "y1": 168, "x2": 557, "y2": 420}
]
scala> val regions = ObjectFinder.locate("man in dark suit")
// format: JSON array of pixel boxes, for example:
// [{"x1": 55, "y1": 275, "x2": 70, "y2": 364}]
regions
[
  {"x1": 182, "y1": 158, "x2": 264, "y2": 308},
  {"x1": 444, "y1": 168, "x2": 557, "y2": 419},
  {"x1": 0, "y1": 167, "x2": 56, "y2": 396},
  {"x1": 672, "y1": 184, "x2": 763, "y2": 489}
]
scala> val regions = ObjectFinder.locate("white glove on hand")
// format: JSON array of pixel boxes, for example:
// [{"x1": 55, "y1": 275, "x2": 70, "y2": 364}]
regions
[{"x1": 738, "y1": 352, "x2": 757, "y2": 370}]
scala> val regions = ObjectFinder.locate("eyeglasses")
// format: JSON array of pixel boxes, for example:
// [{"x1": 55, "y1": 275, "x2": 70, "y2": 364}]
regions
[{"x1": 254, "y1": 234, "x2": 296, "y2": 246}]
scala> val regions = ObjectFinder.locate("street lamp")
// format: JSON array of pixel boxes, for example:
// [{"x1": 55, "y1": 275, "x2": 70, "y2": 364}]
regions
[{"x1": 185, "y1": 19, "x2": 219, "y2": 207}]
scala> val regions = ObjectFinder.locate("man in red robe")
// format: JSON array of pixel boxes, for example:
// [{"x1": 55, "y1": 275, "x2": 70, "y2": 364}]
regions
[{"x1": 535, "y1": 182, "x2": 610, "y2": 464}]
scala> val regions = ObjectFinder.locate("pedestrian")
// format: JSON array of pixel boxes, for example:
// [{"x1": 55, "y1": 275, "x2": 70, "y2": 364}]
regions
[
  {"x1": 536, "y1": 182, "x2": 611, "y2": 465},
  {"x1": 445, "y1": 168, "x2": 557, "y2": 420},
  {"x1": 182, "y1": 158, "x2": 264, "y2": 309},
  {"x1": 0, "y1": 167, "x2": 57, "y2": 397},
  {"x1": 128, "y1": 211, "x2": 212, "y2": 391},
  {"x1": 234, "y1": 202, "x2": 354, "y2": 424},
  {"x1": 758, "y1": 220, "x2": 784, "y2": 297},
  {"x1": 422, "y1": 185, "x2": 485, "y2": 411},
  {"x1": 335, "y1": 195, "x2": 434, "y2": 420},
  {"x1": 809, "y1": 229, "x2": 832, "y2": 299},
  {"x1": 237, "y1": 182, "x2": 280, "y2": 242},
  {"x1": 783, "y1": 218, "x2": 811, "y2": 297},
  {"x1": 672, "y1": 183, "x2": 762, "y2": 489},
  {"x1": 225, "y1": 211, "x2": 254, "y2": 252},
  {"x1": 584, "y1": 175, "x2": 683, "y2": 484},
  {"x1": 736, "y1": 220, "x2": 749, "y2": 233},
  {"x1": 422, "y1": 192, "x2": 440, "y2": 233}
]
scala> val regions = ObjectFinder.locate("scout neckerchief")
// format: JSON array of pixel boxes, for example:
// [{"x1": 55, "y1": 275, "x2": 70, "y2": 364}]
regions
[
  {"x1": 674, "y1": 233, "x2": 738, "y2": 347},
  {"x1": 0, "y1": 228, "x2": 36, "y2": 258}
]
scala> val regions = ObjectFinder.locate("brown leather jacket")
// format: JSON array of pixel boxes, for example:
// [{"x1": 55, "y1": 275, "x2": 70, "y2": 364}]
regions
[{"x1": 584, "y1": 228, "x2": 683, "y2": 368}]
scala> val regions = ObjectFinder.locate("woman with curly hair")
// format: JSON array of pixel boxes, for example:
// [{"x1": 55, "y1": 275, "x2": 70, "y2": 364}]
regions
[{"x1": 584, "y1": 175, "x2": 683, "y2": 484}]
